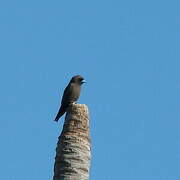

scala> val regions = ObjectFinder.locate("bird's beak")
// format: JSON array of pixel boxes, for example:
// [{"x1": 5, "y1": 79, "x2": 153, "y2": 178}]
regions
[{"x1": 81, "y1": 80, "x2": 86, "y2": 84}]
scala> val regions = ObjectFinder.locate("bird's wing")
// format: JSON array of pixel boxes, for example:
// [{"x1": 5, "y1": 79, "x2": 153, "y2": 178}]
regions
[
  {"x1": 61, "y1": 83, "x2": 74, "y2": 105},
  {"x1": 61, "y1": 83, "x2": 80, "y2": 106}
]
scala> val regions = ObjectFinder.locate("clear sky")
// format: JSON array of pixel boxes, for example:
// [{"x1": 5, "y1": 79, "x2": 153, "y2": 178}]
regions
[{"x1": 0, "y1": 0, "x2": 179, "y2": 179}]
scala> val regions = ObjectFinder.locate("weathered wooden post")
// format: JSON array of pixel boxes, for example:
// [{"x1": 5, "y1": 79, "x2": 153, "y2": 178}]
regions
[{"x1": 53, "y1": 103, "x2": 91, "y2": 180}]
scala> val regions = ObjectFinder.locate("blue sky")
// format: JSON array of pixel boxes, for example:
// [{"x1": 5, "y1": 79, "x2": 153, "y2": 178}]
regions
[{"x1": 0, "y1": 0, "x2": 180, "y2": 179}]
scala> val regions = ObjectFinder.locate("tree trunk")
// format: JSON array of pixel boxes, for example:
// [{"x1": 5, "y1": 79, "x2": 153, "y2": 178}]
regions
[{"x1": 53, "y1": 103, "x2": 91, "y2": 180}]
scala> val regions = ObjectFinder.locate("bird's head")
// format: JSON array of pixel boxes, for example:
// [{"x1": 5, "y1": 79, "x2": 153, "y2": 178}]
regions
[{"x1": 70, "y1": 75, "x2": 86, "y2": 85}]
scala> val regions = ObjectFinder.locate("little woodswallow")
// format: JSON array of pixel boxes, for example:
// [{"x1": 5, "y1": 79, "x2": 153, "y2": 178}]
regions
[{"x1": 54, "y1": 75, "x2": 86, "y2": 122}]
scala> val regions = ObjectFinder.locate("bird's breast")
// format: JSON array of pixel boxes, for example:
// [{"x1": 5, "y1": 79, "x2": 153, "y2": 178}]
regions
[{"x1": 66, "y1": 83, "x2": 81, "y2": 103}]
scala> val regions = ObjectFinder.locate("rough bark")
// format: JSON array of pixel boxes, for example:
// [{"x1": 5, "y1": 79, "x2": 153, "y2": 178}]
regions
[{"x1": 53, "y1": 103, "x2": 91, "y2": 180}]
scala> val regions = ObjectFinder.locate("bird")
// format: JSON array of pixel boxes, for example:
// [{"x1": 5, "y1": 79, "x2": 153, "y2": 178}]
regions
[{"x1": 54, "y1": 75, "x2": 86, "y2": 121}]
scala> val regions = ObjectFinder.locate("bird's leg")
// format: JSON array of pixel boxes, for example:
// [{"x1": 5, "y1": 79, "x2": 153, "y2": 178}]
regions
[{"x1": 72, "y1": 101, "x2": 77, "y2": 105}]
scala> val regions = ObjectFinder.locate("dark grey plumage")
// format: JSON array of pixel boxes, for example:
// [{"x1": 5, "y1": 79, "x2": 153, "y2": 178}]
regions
[{"x1": 54, "y1": 75, "x2": 86, "y2": 121}]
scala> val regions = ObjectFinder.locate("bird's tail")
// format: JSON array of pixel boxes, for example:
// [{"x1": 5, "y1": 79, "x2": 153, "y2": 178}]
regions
[{"x1": 54, "y1": 106, "x2": 66, "y2": 122}]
